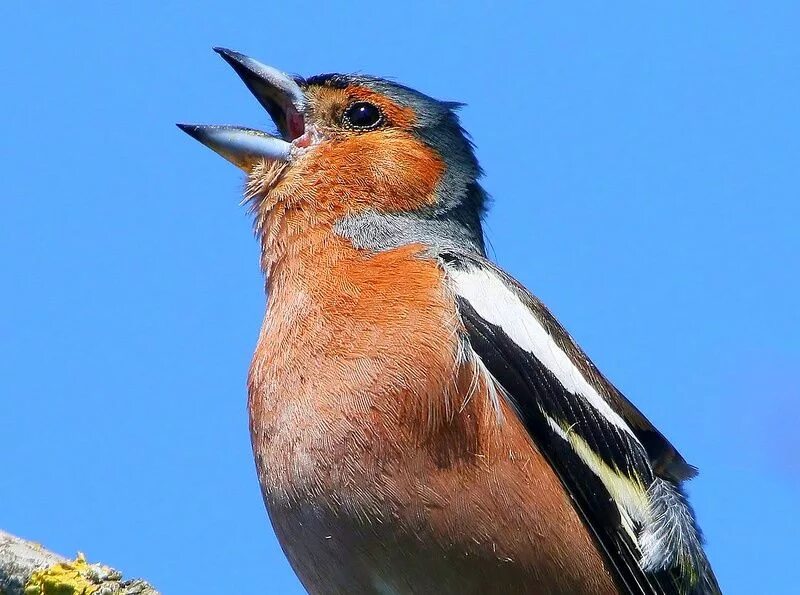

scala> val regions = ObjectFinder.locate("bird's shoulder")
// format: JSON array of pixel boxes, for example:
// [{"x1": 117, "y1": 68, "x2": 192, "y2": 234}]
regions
[{"x1": 437, "y1": 250, "x2": 695, "y2": 480}]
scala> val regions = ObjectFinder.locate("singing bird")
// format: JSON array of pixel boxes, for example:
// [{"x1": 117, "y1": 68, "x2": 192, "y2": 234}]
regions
[{"x1": 179, "y1": 48, "x2": 721, "y2": 595}]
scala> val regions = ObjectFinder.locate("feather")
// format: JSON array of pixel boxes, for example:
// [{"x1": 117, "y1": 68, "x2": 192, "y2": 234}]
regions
[{"x1": 443, "y1": 251, "x2": 721, "y2": 595}]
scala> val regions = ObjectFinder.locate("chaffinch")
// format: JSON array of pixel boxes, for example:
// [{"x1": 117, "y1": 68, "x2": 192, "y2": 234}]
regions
[{"x1": 179, "y1": 48, "x2": 720, "y2": 595}]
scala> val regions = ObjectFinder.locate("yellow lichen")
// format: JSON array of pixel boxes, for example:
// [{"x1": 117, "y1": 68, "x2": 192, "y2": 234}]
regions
[{"x1": 23, "y1": 553, "x2": 102, "y2": 595}]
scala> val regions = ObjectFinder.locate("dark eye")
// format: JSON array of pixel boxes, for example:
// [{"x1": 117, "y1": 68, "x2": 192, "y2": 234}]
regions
[{"x1": 343, "y1": 102, "x2": 384, "y2": 130}]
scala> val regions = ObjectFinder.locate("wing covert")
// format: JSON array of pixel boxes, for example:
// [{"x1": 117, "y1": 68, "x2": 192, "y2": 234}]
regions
[{"x1": 443, "y1": 251, "x2": 720, "y2": 595}]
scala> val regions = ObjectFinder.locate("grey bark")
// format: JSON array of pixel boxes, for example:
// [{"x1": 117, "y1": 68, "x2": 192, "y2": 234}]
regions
[{"x1": 0, "y1": 530, "x2": 159, "y2": 595}]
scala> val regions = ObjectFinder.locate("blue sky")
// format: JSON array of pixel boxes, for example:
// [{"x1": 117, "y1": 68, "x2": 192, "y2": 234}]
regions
[{"x1": 1, "y1": 2, "x2": 797, "y2": 593}]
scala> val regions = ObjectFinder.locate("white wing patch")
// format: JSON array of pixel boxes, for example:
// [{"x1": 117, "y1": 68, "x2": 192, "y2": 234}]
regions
[
  {"x1": 543, "y1": 411, "x2": 649, "y2": 542},
  {"x1": 449, "y1": 265, "x2": 639, "y2": 441}
]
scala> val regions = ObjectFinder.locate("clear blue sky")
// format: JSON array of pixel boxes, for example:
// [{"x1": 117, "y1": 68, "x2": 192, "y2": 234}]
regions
[{"x1": 1, "y1": 3, "x2": 797, "y2": 593}]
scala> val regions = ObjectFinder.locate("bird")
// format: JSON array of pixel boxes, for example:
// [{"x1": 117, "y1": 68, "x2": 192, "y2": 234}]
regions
[{"x1": 178, "y1": 48, "x2": 721, "y2": 595}]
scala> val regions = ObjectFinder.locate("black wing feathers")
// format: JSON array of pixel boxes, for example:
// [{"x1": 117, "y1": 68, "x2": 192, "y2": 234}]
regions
[
  {"x1": 459, "y1": 298, "x2": 677, "y2": 595},
  {"x1": 465, "y1": 256, "x2": 697, "y2": 484},
  {"x1": 448, "y1": 251, "x2": 722, "y2": 595}
]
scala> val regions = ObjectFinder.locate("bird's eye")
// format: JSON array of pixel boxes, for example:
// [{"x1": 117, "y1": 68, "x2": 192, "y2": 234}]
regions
[{"x1": 343, "y1": 102, "x2": 384, "y2": 130}]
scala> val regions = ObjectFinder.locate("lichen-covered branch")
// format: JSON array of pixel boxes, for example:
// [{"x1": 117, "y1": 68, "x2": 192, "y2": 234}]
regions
[{"x1": 0, "y1": 530, "x2": 159, "y2": 595}]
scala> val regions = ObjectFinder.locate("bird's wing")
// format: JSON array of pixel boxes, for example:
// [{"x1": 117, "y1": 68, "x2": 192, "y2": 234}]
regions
[{"x1": 441, "y1": 251, "x2": 720, "y2": 595}]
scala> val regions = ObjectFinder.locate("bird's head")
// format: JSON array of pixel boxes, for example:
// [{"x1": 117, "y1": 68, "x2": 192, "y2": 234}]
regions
[{"x1": 179, "y1": 49, "x2": 487, "y2": 265}]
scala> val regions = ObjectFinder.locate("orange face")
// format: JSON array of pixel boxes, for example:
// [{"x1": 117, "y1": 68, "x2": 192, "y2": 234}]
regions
[{"x1": 249, "y1": 82, "x2": 445, "y2": 220}]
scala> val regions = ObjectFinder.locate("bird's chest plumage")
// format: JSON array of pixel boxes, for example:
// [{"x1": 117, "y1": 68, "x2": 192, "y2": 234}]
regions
[
  {"x1": 246, "y1": 241, "x2": 616, "y2": 594},
  {"x1": 251, "y1": 244, "x2": 474, "y2": 583},
  {"x1": 249, "y1": 241, "x2": 460, "y2": 495}
]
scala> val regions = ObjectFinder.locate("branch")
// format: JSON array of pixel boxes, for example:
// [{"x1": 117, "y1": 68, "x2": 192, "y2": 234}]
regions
[{"x1": 0, "y1": 530, "x2": 159, "y2": 595}]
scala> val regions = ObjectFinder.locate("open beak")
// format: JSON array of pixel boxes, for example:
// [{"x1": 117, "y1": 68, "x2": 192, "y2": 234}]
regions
[{"x1": 177, "y1": 48, "x2": 306, "y2": 171}]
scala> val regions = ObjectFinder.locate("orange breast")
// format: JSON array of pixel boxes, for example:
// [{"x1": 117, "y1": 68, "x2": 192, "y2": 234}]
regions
[{"x1": 247, "y1": 236, "x2": 618, "y2": 594}]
